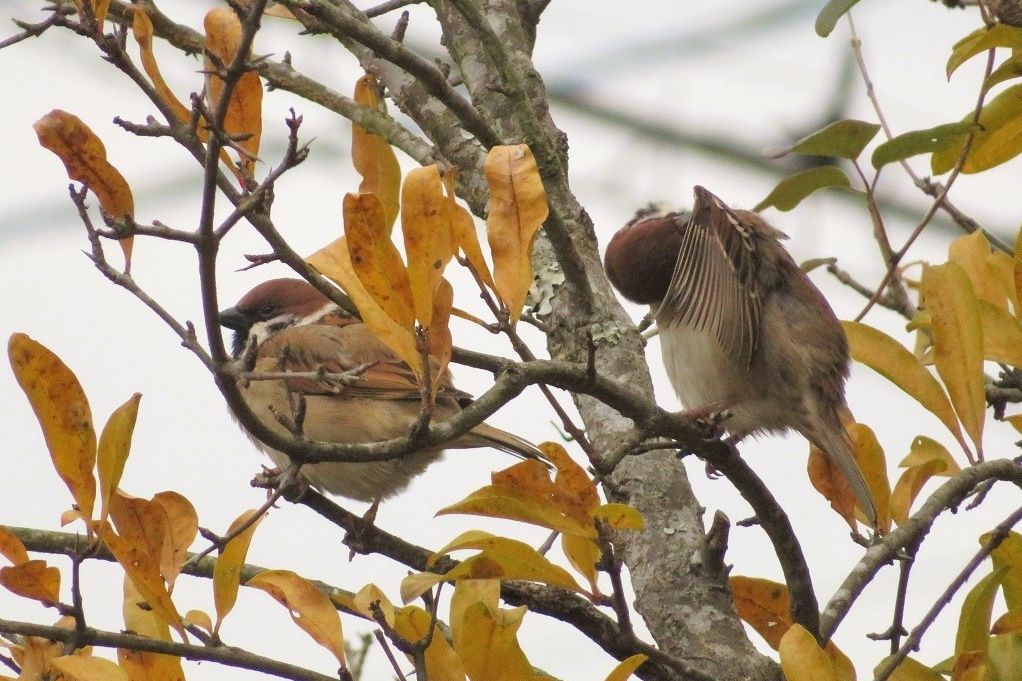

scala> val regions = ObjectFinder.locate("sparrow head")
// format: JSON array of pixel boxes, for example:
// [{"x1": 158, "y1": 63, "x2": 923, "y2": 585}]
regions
[
  {"x1": 219, "y1": 278, "x2": 341, "y2": 357},
  {"x1": 604, "y1": 204, "x2": 689, "y2": 305}
]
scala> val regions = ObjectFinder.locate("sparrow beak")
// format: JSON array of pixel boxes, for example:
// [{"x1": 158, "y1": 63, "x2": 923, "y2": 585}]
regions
[{"x1": 218, "y1": 306, "x2": 249, "y2": 332}]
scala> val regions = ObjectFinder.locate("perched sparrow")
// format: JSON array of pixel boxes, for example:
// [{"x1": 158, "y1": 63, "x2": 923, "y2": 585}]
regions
[
  {"x1": 604, "y1": 186, "x2": 877, "y2": 525},
  {"x1": 218, "y1": 278, "x2": 543, "y2": 504}
]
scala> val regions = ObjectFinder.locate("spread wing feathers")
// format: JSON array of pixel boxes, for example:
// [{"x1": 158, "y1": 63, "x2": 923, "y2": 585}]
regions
[
  {"x1": 657, "y1": 209, "x2": 764, "y2": 368},
  {"x1": 256, "y1": 323, "x2": 469, "y2": 403}
]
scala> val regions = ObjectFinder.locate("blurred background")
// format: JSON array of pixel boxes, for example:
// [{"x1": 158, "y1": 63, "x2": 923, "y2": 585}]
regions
[{"x1": 2, "y1": 1, "x2": 1020, "y2": 678}]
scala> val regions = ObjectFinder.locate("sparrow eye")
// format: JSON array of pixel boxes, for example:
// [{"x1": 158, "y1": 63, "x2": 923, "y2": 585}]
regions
[{"x1": 257, "y1": 304, "x2": 276, "y2": 318}]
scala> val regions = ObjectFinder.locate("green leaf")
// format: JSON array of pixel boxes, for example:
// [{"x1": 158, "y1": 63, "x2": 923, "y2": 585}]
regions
[
  {"x1": 932, "y1": 84, "x2": 1022, "y2": 174},
  {"x1": 989, "y1": 633, "x2": 1022, "y2": 681},
  {"x1": 983, "y1": 55, "x2": 1022, "y2": 93},
  {"x1": 787, "y1": 119, "x2": 881, "y2": 160},
  {"x1": 948, "y1": 24, "x2": 1022, "y2": 80},
  {"x1": 871, "y1": 122, "x2": 979, "y2": 169},
  {"x1": 815, "y1": 0, "x2": 861, "y2": 38},
  {"x1": 753, "y1": 166, "x2": 851, "y2": 212}
]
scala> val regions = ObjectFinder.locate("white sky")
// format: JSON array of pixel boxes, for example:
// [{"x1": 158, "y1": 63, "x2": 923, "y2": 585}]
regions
[{"x1": 2, "y1": 1, "x2": 1021, "y2": 679}]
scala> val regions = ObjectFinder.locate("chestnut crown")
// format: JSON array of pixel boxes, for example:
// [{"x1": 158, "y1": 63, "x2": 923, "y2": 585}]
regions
[{"x1": 603, "y1": 210, "x2": 687, "y2": 305}]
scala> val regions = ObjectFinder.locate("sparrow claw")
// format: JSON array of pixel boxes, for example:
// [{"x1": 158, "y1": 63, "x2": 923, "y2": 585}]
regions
[
  {"x1": 251, "y1": 465, "x2": 309, "y2": 502},
  {"x1": 345, "y1": 499, "x2": 381, "y2": 561}
]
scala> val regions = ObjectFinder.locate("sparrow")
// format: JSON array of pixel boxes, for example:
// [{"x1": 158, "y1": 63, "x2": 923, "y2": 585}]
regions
[
  {"x1": 218, "y1": 277, "x2": 544, "y2": 504},
  {"x1": 603, "y1": 186, "x2": 877, "y2": 525}
]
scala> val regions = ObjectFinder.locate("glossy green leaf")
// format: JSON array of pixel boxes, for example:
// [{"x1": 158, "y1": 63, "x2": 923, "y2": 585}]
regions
[
  {"x1": 788, "y1": 119, "x2": 881, "y2": 159},
  {"x1": 948, "y1": 23, "x2": 1022, "y2": 80},
  {"x1": 815, "y1": 0, "x2": 861, "y2": 38},
  {"x1": 753, "y1": 166, "x2": 851, "y2": 212},
  {"x1": 871, "y1": 122, "x2": 978, "y2": 169}
]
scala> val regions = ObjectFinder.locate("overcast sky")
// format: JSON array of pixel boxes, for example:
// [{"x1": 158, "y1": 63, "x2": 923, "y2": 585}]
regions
[{"x1": 2, "y1": 1, "x2": 1020, "y2": 679}]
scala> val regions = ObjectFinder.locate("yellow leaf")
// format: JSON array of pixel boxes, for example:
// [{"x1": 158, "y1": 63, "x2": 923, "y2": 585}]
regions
[
  {"x1": 351, "y1": 583, "x2": 395, "y2": 626},
  {"x1": 352, "y1": 74, "x2": 401, "y2": 229},
  {"x1": 779, "y1": 624, "x2": 840, "y2": 681},
  {"x1": 485, "y1": 144, "x2": 549, "y2": 323},
  {"x1": 947, "y1": 24, "x2": 1022, "y2": 79},
  {"x1": 33, "y1": 111, "x2": 134, "y2": 267},
  {"x1": 97, "y1": 393, "x2": 141, "y2": 526},
  {"x1": 436, "y1": 483, "x2": 596, "y2": 538},
  {"x1": 400, "y1": 571, "x2": 446, "y2": 605},
  {"x1": 979, "y1": 300, "x2": 1022, "y2": 367},
  {"x1": 0, "y1": 560, "x2": 60, "y2": 605},
  {"x1": 213, "y1": 509, "x2": 263, "y2": 634},
  {"x1": 109, "y1": 493, "x2": 166, "y2": 571},
  {"x1": 898, "y1": 436, "x2": 961, "y2": 475},
  {"x1": 393, "y1": 606, "x2": 467, "y2": 681},
  {"x1": 604, "y1": 654, "x2": 648, "y2": 681},
  {"x1": 247, "y1": 569, "x2": 346, "y2": 666},
  {"x1": 987, "y1": 251, "x2": 1018, "y2": 314},
  {"x1": 0, "y1": 527, "x2": 29, "y2": 566},
  {"x1": 983, "y1": 530, "x2": 1022, "y2": 611},
  {"x1": 1015, "y1": 225, "x2": 1022, "y2": 317},
  {"x1": 450, "y1": 579, "x2": 500, "y2": 654},
  {"x1": 457, "y1": 602, "x2": 534, "y2": 681},
  {"x1": 993, "y1": 610, "x2": 1022, "y2": 634},
  {"x1": 344, "y1": 192, "x2": 416, "y2": 330},
  {"x1": 731, "y1": 576, "x2": 791, "y2": 650},
  {"x1": 988, "y1": 633, "x2": 1022, "y2": 681},
  {"x1": 204, "y1": 8, "x2": 263, "y2": 178},
  {"x1": 119, "y1": 576, "x2": 184, "y2": 681},
  {"x1": 922, "y1": 263, "x2": 986, "y2": 459},
  {"x1": 956, "y1": 568, "x2": 1007, "y2": 657},
  {"x1": 444, "y1": 170, "x2": 497, "y2": 292},
  {"x1": 543, "y1": 441, "x2": 600, "y2": 524},
  {"x1": 307, "y1": 236, "x2": 421, "y2": 377},
  {"x1": 151, "y1": 491, "x2": 198, "y2": 591},
  {"x1": 8, "y1": 333, "x2": 98, "y2": 524},
  {"x1": 842, "y1": 321, "x2": 971, "y2": 457},
  {"x1": 875, "y1": 655, "x2": 946, "y2": 681},
  {"x1": 184, "y1": 609, "x2": 214, "y2": 636},
  {"x1": 402, "y1": 165, "x2": 455, "y2": 325},
  {"x1": 50, "y1": 656, "x2": 129, "y2": 681},
  {"x1": 950, "y1": 232, "x2": 1007, "y2": 310},
  {"x1": 594, "y1": 503, "x2": 645, "y2": 531},
  {"x1": 561, "y1": 533, "x2": 600, "y2": 592},
  {"x1": 427, "y1": 277, "x2": 454, "y2": 392},
  {"x1": 933, "y1": 85, "x2": 1022, "y2": 174}
]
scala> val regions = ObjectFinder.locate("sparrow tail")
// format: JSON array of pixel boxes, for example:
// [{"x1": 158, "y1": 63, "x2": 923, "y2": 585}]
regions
[
  {"x1": 468, "y1": 422, "x2": 547, "y2": 462},
  {"x1": 814, "y1": 422, "x2": 878, "y2": 527}
]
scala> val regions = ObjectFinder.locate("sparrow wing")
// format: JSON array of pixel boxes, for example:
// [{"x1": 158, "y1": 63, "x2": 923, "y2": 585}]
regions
[
  {"x1": 657, "y1": 187, "x2": 765, "y2": 369},
  {"x1": 256, "y1": 323, "x2": 468, "y2": 402}
]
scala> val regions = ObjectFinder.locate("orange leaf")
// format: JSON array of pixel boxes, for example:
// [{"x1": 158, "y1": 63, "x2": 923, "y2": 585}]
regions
[
  {"x1": 8, "y1": 333, "x2": 97, "y2": 524},
  {"x1": 352, "y1": 74, "x2": 401, "y2": 229},
  {"x1": 33, "y1": 111, "x2": 134, "y2": 268},
  {"x1": 779, "y1": 625, "x2": 841, "y2": 681},
  {"x1": 97, "y1": 393, "x2": 141, "y2": 526},
  {"x1": 344, "y1": 192, "x2": 416, "y2": 330},
  {"x1": 247, "y1": 570, "x2": 346, "y2": 666},
  {"x1": 456, "y1": 602, "x2": 533, "y2": 681},
  {"x1": 128, "y1": 8, "x2": 191, "y2": 125},
  {"x1": 543, "y1": 441, "x2": 600, "y2": 523},
  {"x1": 151, "y1": 491, "x2": 198, "y2": 591},
  {"x1": 484, "y1": 144, "x2": 549, "y2": 323},
  {"x1": 0, "y1": 560, "x2": 61, "y2": 605},
  {"x1": 306, "y1": 236, "x2": 421, "y2": 378},
  {"x1": 50, "y1": 656, "x2": 129, "y2": 681},
  {"x1": 0, "y1": 528, "x2": 29, "y2": 566},
  {"x1": 351, "y1": 583, "x2": 395, "y2": 626},
  {"x1": 109, "y1": 493, "x2": 166, "y2": 570},
  {"x1": 444, "y1": 170, "x2": 496, "y2": 292},
  {"x1": 731, "y1": 576, "x2": 792, "y2": 649},
  {"x1": 427, "y1": 277, "x2": 454, "y2": 393},
  {"x1": 204, "y1": 8, "x2": 263, "y2": 179},
  {"x1": 401, "y1": 165, "x2": 455, "y2": 325},
  {"x1": 213, "y1": 509, "x2": 263, "y2": 634}
]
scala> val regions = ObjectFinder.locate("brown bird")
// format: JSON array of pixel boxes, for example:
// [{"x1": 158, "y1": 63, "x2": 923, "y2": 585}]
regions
[
  {"x1": 604, "y1": 186, "x2": 877, "y2": 525},
  {"x1": 218, "y1": 278, "x2": 544, "y2": 504}
]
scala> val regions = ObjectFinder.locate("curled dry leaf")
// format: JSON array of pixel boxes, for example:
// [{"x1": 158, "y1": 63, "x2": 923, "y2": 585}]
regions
[
  {"x1": 33, "y1": 110, "x2": 134, "y2": 269},
  {"x1": 204, "y1": 8, "x2": 263, "y2": 179},
  {"x1": 485, "y1": 144, "x2": 549, "y2": 323},
  {"x1": 352, "y1": 73, "x2": 401, "y2": 230},
  {"x1": 8, "y1": 333, "x2": 97, "y2": 524}
]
